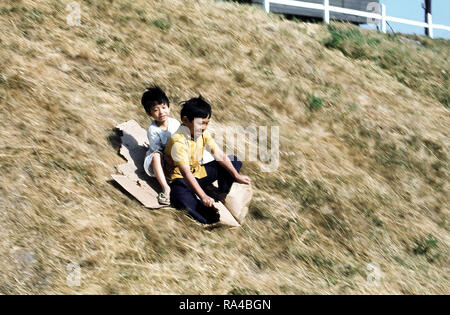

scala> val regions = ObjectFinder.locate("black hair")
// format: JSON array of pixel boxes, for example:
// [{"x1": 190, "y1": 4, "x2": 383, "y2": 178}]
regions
[
  {"x1": 141, "y1": 85, "x2": 170, "y2": 114},
  {"x1": 180, "y1": 96, "x2": 212, "y2": 122}
]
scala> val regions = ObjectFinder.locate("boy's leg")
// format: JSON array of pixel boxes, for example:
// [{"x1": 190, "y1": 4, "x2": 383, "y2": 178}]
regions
[
  {"x1": 170, "y1": 179, "x2": 219, "y2": 224},
  {"x1": 199, "y1": 155, "x2": 242, "y2": 194},
  {"x1": 218, "y1": 155, "x2": 242, "y2": 193},
  {"x1": 151, "y1": 152, "x2": 170, "y2": 196}
]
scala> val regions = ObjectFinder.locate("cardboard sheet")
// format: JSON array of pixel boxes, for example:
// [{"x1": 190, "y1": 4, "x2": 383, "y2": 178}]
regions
[{"x1": 112, "y1": 120, "x2": 165, "y2": 209}]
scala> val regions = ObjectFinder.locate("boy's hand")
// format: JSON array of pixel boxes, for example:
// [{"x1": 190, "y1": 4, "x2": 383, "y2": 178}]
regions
[
  {"x1": 201, "y1": 195, "x2": 215, "y2": 208},
  {"x1": 235, "y1": 174, "x2": 251, "y2": 185}
]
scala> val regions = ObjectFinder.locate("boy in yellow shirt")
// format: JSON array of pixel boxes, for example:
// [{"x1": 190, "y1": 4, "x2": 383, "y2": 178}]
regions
[{"x1": 164, "y1": 96, "x2": 251, "y2": 224}]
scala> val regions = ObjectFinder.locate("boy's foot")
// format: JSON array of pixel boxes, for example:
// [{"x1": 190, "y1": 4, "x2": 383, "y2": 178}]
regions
[
  {"x1": 158, "y1": 192, "x2": 170, "y2": 206},
  {"x1": 162, "y1": 186, "x2": 171, "y2": 198}
]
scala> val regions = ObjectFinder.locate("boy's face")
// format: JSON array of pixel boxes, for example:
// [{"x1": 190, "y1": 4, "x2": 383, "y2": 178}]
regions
[
  {"x1": 182, "y1": 116, "x2": 210, "y2": 139},
  {"x1": 149, "y1": 102, "x2": 170, "y2": 123}
]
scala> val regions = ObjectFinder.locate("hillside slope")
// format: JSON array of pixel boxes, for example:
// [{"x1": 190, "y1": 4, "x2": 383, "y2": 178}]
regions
[{"x1": 0, "y1": 0, "x2": 448, "y2": 294}]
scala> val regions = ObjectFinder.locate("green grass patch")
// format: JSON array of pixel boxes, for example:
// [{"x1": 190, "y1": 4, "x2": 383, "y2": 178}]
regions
[
  {"x1": 324, "y1": 24, "x2": 379, "y2": 59},
  {"x1": 412, "y1": 234, "x2": 442, "y2": 263},
  {"x1": 413, "y1": 234, "x2": 438, "y2": 256},
  {"x1": 372, "y1": 216, "x2": 384, "y2": 227},
  {"x1": 324, "y1": 24, "x2": 449, "y2": 108},
  {"x1": 150, "y1": 18, "x2": 172, "y2": 31},
  {"x1": 340, "y1": 264, "x2": 359, "y2": 278},
  {"x1": 96, "y1": 38, "x2": 107, "y2": 47},
  {"x1": 431, "y1": 83, "x2": 449, "y2": 108},
  {"x1": 309, "y1": 94, "x2": 323, "y2": 111},
  {"x1": 229, "y1": 286, "x2": 260, "y2": 295},
  {"x1": 0, "y1": 6, "x2": 27, "y2": 15},
  {"x1": 393, "y1": 256, "x2": 407, "y2": 267},
  {"x1": 23, "y1": 8, "x2": 45, "y2": 24},
  {"x1": 374, "y1": 141, "x2": 413, "y2": 170}
]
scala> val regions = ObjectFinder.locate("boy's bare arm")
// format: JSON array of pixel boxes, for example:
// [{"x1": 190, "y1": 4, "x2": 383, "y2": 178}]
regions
[
  {"x1": 179, "y1": 164, "x2": 215, "y2": 207},
  {"x1": 213, "y1": 149, "x2": 251, "y2": 185}
]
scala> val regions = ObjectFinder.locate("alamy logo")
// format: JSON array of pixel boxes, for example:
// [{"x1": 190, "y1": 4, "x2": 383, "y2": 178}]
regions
[
  {"x1": 366, "y1": 2, "x2": 381, "y2": 26},
  {"x1": 171, "y1": 119, "x2": 280, "y2": 172},
  {"x1": 66, "y1": 262, "x2": 81, "y2": 287},
  {"x1": 366, "y1": 262, "x2": 382, "y2": 287},
  {"x1": 66, "y1": 2, "x2": 81, "y2": 26},
  {"x1": 217, "y1": 125, "x2": 280, "y2": 172},
  {"x1": 12, "y1": 247, "x2": 36, "y2": 284}
]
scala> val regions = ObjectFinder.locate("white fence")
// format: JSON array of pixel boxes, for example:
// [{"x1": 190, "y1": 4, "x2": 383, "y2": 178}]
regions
[{"x1": 263, "y1": 0, "x2": 450, "y2": 38}]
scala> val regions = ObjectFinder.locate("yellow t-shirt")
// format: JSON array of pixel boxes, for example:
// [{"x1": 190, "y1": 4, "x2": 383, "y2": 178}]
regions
[{"x1": 164, "y1": 126, "x2": 218, "y2": 183}]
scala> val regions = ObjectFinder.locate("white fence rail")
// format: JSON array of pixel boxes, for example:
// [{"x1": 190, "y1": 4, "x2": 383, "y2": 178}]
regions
[{"x1": 263, "y1": 0, "x2": 450, "y2": 38}]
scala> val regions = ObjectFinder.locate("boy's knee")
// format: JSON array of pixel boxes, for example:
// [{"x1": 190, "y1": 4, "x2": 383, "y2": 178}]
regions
[
  {"x1": 228, "y1": 155, "x2": 242, "y2": 172},
  {"x1": 151, "y1": 152, "x2": 162, "y2": 166},
  {"x1": 170, "y1": 180, "x2": 195, "y2": 205}
]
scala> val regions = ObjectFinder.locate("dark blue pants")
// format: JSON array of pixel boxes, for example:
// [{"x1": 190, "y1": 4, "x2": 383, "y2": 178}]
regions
[{"x1": 170, "y1": 155, "x2": 242, "y2": 224}]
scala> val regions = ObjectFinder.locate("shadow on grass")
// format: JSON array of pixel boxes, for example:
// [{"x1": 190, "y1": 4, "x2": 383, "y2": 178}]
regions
[{"x1": 107, "y1": 128, "x2": 122, "y2": 154}]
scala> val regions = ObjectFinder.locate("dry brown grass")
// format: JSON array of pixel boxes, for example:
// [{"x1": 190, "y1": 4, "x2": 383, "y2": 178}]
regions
[{"x1": 0, "y1": 0, "x2": 448, "y2": 294}]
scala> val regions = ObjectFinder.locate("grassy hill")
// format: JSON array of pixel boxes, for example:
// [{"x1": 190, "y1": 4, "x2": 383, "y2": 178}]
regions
[{"x1": 0, "y1": 0, "x2": 448, "y2": 294}]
